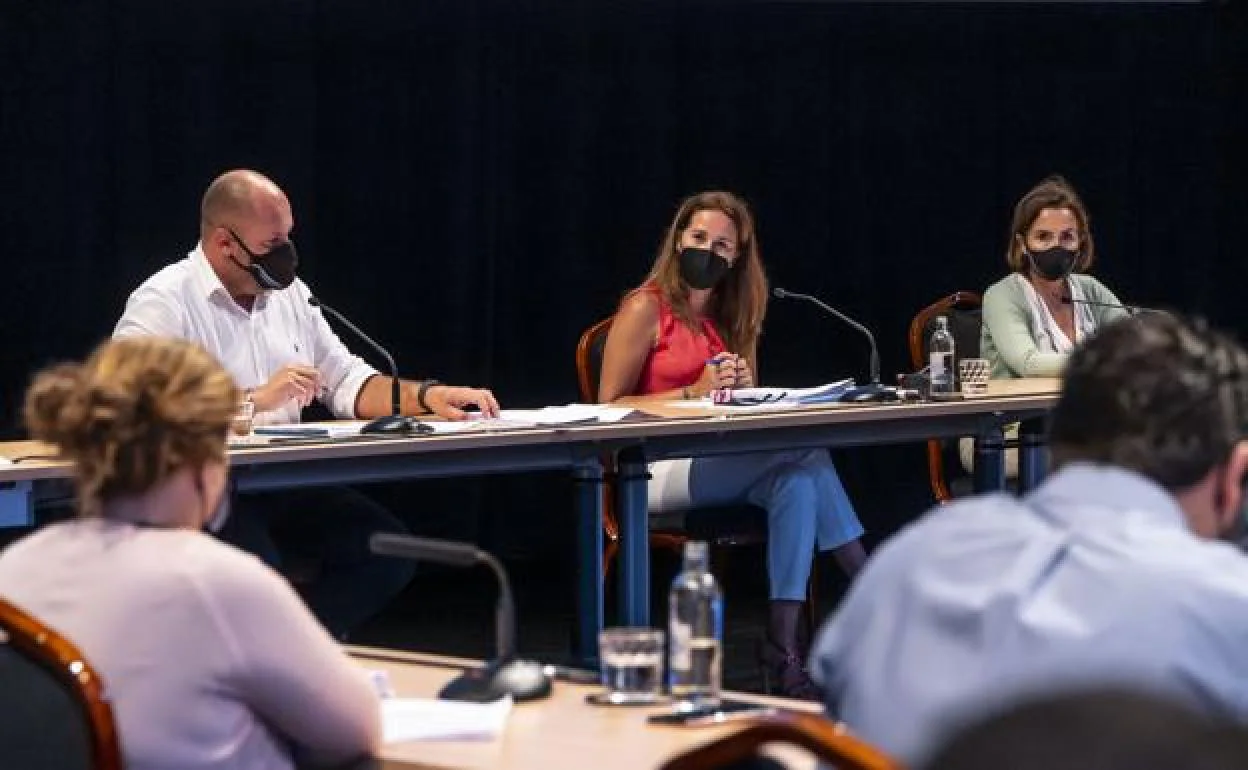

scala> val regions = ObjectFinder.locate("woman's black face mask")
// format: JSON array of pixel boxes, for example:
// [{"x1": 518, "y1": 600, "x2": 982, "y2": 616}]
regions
[
  {"x1": 1026, "y1": 246, "x2": 1078, "y2": 281},
  {"x1": 678, "y1": 247, "x2": 731, "y2": 290}
]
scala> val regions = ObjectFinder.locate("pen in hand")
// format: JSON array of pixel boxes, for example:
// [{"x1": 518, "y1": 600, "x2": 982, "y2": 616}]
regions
[{"x1": 705, "y1": 353, "x2": 741, "y2": 389}]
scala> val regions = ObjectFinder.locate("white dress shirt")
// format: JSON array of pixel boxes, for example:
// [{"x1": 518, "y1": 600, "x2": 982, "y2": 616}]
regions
[
  {"x1": 114, "y1": 244, "x2": 378, "y2": 424},
  {"x1": 812, "y1": 463, "x2": 1248, "y2": 765}
]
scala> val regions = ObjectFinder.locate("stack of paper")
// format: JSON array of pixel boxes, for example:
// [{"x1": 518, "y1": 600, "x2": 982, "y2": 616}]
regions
[
  {"x1": 380, "y1": 696, "x2": 513, "y2": 743},
  {"x1": 668, "y1": 380, "x2": 856, "y2": 408},
  {"x1": 723, "y1": 380, "x2": 855, "y2": 405},
  {"x1": 252, "y1": 421, "x2": 370, "y2": 438}
]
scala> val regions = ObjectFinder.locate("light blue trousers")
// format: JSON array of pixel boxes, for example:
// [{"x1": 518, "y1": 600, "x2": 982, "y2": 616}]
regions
[{"x1": 648, "y1": 449, "x2": 864, "y2": 600}]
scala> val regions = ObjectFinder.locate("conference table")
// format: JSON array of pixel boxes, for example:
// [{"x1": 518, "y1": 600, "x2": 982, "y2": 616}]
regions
[
  {"x1": 0, "y1": 378, "x2": 1060, "y2": 662},
  {"x1": 350, "y1": 645, "x2": 824, "y2": 770}
]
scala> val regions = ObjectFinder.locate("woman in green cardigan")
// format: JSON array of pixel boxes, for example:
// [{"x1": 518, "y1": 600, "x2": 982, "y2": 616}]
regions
[
  {"x1": 981, "y1": 175, "x2": 1128, "y2": 379},
  {"x1": 964, "y1": 176, "x2": 1128, "y2": 474}
]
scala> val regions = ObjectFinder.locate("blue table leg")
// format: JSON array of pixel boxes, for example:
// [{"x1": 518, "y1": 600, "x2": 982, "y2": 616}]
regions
[
  {"x1": 573, "y1": 459, "x2": 605, "y2": 666},
  {"x1": 1018, "y1": 416, "x2": 1049, "y2": 494},
  {"x1": 973, "y1": 422, "x2": 1007, "y2": 493},
  {"x1": 0, "y1": 481, "x2": 33, "y2": 528},
  {"x1": 616, "y1": 448, "x2": 650, "y2": 627}
]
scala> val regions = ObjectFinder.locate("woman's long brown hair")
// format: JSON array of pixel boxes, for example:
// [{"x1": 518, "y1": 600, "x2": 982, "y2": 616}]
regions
[{"x1": 644, "y1": 190, "x2": 769, "y2": 363}]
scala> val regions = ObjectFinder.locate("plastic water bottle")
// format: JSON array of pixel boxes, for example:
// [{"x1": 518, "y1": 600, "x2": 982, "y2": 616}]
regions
[
  {"x1": 929, "y1": 315, "x2": 956, "y2": 397},
  {"x1": 668, "y1": 541, "x2": 723, "y2": 710}
]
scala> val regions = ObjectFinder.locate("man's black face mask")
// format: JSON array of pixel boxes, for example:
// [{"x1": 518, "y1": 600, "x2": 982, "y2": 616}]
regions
[{"x1": 227, "y1": 229, "x2": 299, "y2": 290}]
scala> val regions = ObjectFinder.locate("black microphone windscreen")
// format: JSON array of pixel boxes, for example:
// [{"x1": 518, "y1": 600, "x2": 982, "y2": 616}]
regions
[{"x1": 307, "y1": 296, "x2": 321, "y2": 307}]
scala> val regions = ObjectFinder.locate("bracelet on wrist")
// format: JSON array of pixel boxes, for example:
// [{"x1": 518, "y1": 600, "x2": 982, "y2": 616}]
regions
[{"x1": 416, "y1": 379, "x2": 442, "y2": 413}]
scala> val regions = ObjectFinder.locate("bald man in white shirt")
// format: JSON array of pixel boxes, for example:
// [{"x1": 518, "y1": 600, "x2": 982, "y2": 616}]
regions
[{"x1": 115, "y1": 169, "x2": 501, "y2": 637}]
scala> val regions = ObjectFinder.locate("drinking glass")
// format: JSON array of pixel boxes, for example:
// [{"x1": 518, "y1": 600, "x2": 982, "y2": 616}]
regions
[
  {"x1": 958, "y1": 358, "x2": 991, "y2": 397},
  {"x1": 597, "y1": 627, "x2": 665, "y2": 705}
]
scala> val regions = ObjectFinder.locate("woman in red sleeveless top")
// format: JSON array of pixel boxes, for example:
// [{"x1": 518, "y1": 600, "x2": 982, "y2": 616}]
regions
[{"x1": 599, "y1": 191, "x2": 867, "y2": 699}]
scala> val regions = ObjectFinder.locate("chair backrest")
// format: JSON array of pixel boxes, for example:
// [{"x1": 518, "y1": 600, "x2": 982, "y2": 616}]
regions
[
  {"x1": 659, "y1": 712, "x2": 902, "y2": 770},
  {"x1": 0, "y1": 597, "x2": 122, "y2": 770},
  {"x1": 576, "y1": 316, "x2": 614, "y2": 404},
  {"x1": 908, "y1": 291, "x2": 983, "y2": 371}
]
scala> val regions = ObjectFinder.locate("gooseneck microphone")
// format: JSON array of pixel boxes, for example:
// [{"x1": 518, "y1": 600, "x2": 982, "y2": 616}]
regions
[
  {"x1": 307, "y1": 296, "x2": 428, "y2": 435},
  {"x1": 370, "y1": 534, "x2": 552, "y2": 702},
  {"x1": 772, "y1": 287, "x2": 899, "y2": 402}
]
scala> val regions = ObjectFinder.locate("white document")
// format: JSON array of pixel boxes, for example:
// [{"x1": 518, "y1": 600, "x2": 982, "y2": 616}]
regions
[
  {"x1": 424, "y1": 404, "x2": 632, "y2": 434},
  {"x1": 502, "y1": 404, "x2": 633, "y2": 424},
  {"x1": 381, "y1": 695, "x2": 513, "y2": 743},
  {"x1": 0, "y1": 457, "x2": 11, "y2": 466}
]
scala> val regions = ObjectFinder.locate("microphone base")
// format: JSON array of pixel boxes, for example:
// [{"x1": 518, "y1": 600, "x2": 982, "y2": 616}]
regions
[
  {"x1": 438, "y1": 658, "x2": 553, "y2": 703},
  {"x1": 838, "y1": 383, "x2": 902, "y2": 404},
  {"x1": 360, "y1": 414, "x2": 433, "y2": 435}
]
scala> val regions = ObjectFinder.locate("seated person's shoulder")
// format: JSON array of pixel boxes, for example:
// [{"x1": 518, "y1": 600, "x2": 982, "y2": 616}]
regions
[
  {"x1": 908, "y1": 494, "x2": 1033, "y2": 537},
  {"x1": 175, "y1": 532, "x2": 293, "y2": 600},
  {"x1": 135, "y1": 258, "x2": 198, "y2": 294},
  {"x1": 617, "y1": 288, "x2": 661, "y2": 322},
  {"x1": 981, "y1": 275, "x2": 1021, "y2": 304},
  {"x1": 859, "y1": 494, "x2": 1035, "y2": 572},
  {"x1": 1070, "y1": 273, "x2": 1116, "y2": 298}
]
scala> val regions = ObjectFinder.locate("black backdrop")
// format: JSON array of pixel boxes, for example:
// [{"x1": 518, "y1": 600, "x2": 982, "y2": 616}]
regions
[{"x1": 3, "y1": 0, "x2": 1246, "y2": 556}]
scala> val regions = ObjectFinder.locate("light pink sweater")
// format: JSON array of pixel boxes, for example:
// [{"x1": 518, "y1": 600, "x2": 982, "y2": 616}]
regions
[{"x1": 0, "y1": 519, "x2": 381, "y2": 770}]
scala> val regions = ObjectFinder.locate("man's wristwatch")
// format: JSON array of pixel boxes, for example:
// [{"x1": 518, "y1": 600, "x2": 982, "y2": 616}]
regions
[{"x1": 416, "y1": 379, "x2": 442, "y2": 413}]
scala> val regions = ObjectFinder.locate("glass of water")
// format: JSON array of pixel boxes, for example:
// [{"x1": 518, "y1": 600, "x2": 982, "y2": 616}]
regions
[{"x1": 597, "y1": 627, "x2": 664, "y2": 705}]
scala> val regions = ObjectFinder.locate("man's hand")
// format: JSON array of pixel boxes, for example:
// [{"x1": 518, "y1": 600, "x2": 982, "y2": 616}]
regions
[
  {"x1": 254, "y1": 364, "x2": 322, "y2": 412},
  {"x1": 424, "y1": 385, "x2": 501, "y2": 420}
]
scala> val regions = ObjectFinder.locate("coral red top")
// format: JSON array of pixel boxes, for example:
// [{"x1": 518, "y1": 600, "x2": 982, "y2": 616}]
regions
[{"x1": 631, "y1": 285, "x2": 727, "y2": 395}]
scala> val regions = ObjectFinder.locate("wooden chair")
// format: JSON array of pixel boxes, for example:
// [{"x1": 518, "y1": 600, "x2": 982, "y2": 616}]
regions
[
  {"x1": 659, "y1": 711, "x2": 902, "y2": 770},
  {"x1": 907, "y1": 291, "x2": 983, "y2": 502},
  {"x1": 0, "y1": 596, "x2": 122, "y2": 770},
  {"x1": 576, "y1": 317, "x2": 816, "y2": 634}
]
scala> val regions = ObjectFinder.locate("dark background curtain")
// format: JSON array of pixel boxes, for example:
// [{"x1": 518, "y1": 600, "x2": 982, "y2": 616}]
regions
[{"x1": 3, "y1": 0, "x2": 1245, "y2": 556}]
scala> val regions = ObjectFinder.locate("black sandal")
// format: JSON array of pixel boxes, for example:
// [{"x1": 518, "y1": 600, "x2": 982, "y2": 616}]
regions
[{"x1": 757, "y1": 638, "x2": 822, "y2": 700}]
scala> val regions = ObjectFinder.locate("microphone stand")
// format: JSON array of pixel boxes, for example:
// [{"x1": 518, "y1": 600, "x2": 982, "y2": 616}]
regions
[
  {"x1": 1060, "y1": 296, "x2": 1150, "y2": 315},
  {"x1": 308, "y1": 296, "x2": 430, "y2": 435},
  {"x1": 772, "y1": 287, "x2": 899, "y2": 402},
  {"x1": 370, "y1": 534, "x2": 552, "y2": 702}
]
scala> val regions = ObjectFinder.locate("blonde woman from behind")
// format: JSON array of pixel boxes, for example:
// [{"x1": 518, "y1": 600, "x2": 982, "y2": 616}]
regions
[{"x1": 0, "y1": 336, "x2": 380, "y2": 770}]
